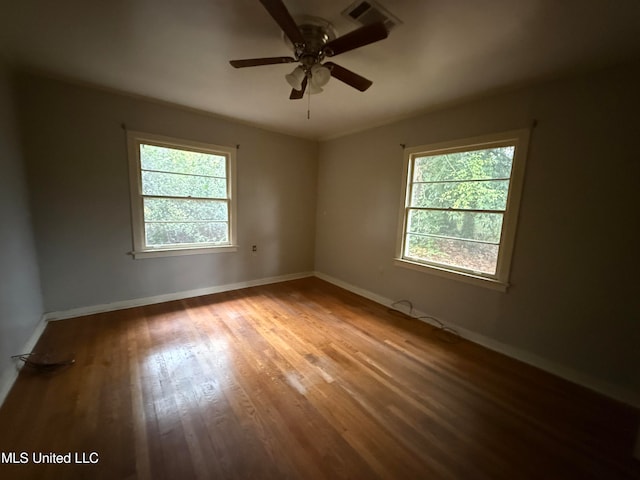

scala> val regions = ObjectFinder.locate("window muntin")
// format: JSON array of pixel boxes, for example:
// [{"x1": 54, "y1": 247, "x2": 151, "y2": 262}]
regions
[
  {"x1": 396, "y1": 131, "x2": 529, "y2": 289},
  {"x1": 127, "y1": 132, "x2": 237, "y2": 258}
]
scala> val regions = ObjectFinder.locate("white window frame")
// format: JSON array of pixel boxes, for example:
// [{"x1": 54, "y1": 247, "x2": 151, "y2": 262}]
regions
[
  {"x1": 395, "y1": 129, "x2": 530, "y2": 291},
  {"x1": 126, "y1": 130, "x2": 238, "y2": 259}
]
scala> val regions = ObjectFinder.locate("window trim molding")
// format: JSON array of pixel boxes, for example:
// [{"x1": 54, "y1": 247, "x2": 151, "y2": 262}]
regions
[
  {"x1": 394, "y1": 129, "x2": 530, "y2": 291},
  {"x1": 126, "y1": 130, "x2": 238, "y2": 259}
]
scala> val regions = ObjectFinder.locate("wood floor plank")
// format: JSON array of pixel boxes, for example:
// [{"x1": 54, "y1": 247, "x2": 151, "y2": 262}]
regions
[{"x1": 1, "y1": 277, "x2": 638, "y2": 479}]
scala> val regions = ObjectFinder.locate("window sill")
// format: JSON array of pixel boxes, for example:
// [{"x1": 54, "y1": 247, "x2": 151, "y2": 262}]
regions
[
  {"x1": 132, "y1": 245, "x2": 238, "y2": 259},
  {"x1": 393, "y1": 258, "x2": 509, "y2": 292}
]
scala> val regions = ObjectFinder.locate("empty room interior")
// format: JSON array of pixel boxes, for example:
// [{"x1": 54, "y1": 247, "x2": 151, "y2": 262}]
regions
[{"x1": 1, "y1": 0, "x2": 639, "y2": 478}]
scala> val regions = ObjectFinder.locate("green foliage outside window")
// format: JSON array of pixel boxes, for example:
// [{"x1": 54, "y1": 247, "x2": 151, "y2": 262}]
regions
[
  {"x1": 140, "y1": 144, "x2": 229, "y2": 247},
  {"x1": 405, "y1": 146, "x2": 514, "y2": 274}
]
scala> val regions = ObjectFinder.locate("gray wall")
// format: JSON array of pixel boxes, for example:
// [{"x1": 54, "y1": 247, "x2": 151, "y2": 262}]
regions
[
  {"x1": 0, "y1": 62, "x2": 44, "y2": 389},
  {"x1": 16, "y1": 73, "x2": 318, "y2": 312},
  {"x1": 315, "y1": 62, "x2": 640, "y2": 400}
]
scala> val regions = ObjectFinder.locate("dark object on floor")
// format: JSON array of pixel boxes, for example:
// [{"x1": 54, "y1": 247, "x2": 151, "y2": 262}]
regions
[{"x1": 11, "y1": 352, "x2": 75, "y2": 373}]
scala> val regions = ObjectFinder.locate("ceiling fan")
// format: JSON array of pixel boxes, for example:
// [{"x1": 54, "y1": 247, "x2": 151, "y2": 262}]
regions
[{"x1": 229, "y1": 0, "x2": 389, "y2": 99}]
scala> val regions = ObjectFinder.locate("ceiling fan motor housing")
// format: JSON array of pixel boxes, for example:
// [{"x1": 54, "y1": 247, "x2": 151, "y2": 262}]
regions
[{"x1": 283, "y1": 16, "x2": 337, "y2": 67}]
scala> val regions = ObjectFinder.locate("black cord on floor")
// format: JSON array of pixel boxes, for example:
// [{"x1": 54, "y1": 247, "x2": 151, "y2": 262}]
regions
[
  {"x1": 11, "y1": 352, "x2": 75, "y2": 373},
  {"x1": 388, "y1": 300, "x2": 461, "y2": 344}
]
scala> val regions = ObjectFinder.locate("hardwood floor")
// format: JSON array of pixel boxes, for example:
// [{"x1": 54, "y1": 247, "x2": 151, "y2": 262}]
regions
[{"x1": 0, "y1": 277, "x2": 638, "y2": 479}]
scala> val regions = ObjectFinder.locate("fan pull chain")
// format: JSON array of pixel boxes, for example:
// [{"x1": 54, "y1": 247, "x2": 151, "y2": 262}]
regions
[{"x1": 307, "y1": 85, "x2": 311, "y2": 120}]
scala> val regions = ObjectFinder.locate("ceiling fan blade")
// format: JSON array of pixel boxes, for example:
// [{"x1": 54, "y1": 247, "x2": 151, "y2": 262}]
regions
[
  {"x1": 289, "y1": 77, "x2": 307, "y2": 99},
  {"x1": 259, "y1": 0, "x2": 305, "y2": 46},
  {"x1": 230, "y1": 56, "x2": 296, "y2": 68},
  {"x1": 324, "y1": 62, "x2": 373, "y2": 92},
  {"x1": 323, "y1": 22, "x2": 388, "y2": 57}
]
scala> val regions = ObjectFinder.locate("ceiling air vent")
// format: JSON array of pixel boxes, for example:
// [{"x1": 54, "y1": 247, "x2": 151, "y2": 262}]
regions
[{"x1": 342, "y1": 1, "x2": 402, "y2": 32}]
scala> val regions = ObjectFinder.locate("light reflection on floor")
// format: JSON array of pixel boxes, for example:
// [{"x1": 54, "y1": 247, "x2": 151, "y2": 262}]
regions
[{"x1": 140, "y1": 333, "x2": 232, "y2": 414}]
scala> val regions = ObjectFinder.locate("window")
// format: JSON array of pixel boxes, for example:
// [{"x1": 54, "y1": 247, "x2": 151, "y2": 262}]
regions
[
  {"x1": 127, "y1": 131, "x2": 237, "y2": 258},
  {"x1": 395, "y1": 130, "x2": 529, "y2": 291}
]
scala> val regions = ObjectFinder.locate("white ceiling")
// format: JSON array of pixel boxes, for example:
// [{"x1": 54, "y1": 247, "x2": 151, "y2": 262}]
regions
[{"x1": 2, "y1": 0, "x2": 640, "y2": 140}]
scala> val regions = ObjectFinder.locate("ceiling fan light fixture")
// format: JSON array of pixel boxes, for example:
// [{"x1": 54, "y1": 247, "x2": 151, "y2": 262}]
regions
[
  {"x1": 285, "y1": 66, "x2": 305, "y2": 90},
  {"x1": 310, "y1": 64, "x2": 331, "y2": 87}
]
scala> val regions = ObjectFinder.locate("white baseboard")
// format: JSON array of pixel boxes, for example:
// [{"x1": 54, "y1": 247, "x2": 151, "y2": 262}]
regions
[
  {"x1": 314, "y1": 271, "x2": 640, "y2": 409},
  {"x1": 0, "y1": 315, "x2": 48, "y2": 408},
  {"x1": 44, "y1": 271, "x2": 314, "y2": 321}
]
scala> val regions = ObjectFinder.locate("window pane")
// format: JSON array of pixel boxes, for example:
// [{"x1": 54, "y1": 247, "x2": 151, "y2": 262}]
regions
[
  {"x1": 413, "y1": 146, "x2": 514, "y2": 183},
  {"x1": 144, "y1": 198, "x2": 228, "y2": 222},
  {"x1": 141, "y1": 171, "x2": 227, "y2": 198},
  {"x1": 407, "y1": 209, "x2": 503, "y2": 243},
  {"x1": 140, "y1": 144, "x2": 226, "y2": 177},
  {"x1": 411, "y1": 179, "x2": 509, "y2": 210},
  {"x1": 405, "y1": 234, "x2": 498, "y2": 274},
  {"x1": 145, "y1": 221, "x2": 229, "y2": 246}
]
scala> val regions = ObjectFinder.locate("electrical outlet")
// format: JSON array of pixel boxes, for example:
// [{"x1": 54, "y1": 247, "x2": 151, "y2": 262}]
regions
[{"x1": 251, "y1": 245, "x2": 257, "y2": 252}]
